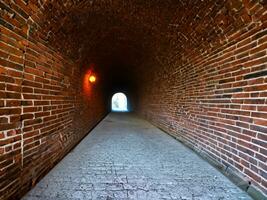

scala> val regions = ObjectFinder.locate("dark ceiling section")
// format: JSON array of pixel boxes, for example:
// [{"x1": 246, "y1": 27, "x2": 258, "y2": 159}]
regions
[
  {"x1": 34, "y1": 1, "x2": 175, "y2": 61},
  {"x1": 35, "y1": 0, "x2": 178, "y2": 62},
  {"x1": 30, "y1": 0, "x2": 185, "y2": 97},
  {"x1": 30, "y1": 0, "x2": 260, "y2": 96}
]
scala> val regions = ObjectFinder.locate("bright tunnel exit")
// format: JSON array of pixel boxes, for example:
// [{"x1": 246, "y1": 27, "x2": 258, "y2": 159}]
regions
[{"x1": 111, "y1": 92, "x2": 128, "y2": 112}]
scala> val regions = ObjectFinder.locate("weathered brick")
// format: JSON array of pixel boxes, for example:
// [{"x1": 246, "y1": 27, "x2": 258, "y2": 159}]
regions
[
  {"x1": 244, "y1": 70, "x2": 267, "y2": 80},
  {"x1": 0, "y1": 0, "x2": 267, "y2": 199}
]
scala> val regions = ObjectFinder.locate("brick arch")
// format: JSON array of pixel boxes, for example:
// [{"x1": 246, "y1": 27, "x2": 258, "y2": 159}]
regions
[{"x1": 0, "y1": 0, "x2": 266, "y2": 199}]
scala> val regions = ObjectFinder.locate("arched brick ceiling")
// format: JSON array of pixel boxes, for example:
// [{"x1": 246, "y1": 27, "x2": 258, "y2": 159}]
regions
[{"x1": 24, "y1": 0, "x2": 266, "y2": 74}]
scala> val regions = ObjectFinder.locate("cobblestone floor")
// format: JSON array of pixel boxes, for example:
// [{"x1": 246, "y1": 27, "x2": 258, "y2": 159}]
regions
[{"x1": 23, "y1": 113, "x2": 253, "y2": 200}]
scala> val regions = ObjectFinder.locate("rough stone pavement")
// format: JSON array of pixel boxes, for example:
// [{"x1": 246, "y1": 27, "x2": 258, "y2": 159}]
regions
[{"x1": 22, "y1": 113, "x2": 253, "y2": 200}]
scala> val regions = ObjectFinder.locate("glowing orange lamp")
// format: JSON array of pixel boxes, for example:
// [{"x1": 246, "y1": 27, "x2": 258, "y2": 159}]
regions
[{"x1": 89, "y1": 75, "x2": 96, "y2": 83}]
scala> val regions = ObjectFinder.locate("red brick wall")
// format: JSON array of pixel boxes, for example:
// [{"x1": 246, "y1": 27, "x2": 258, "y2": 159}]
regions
[
  {"x1": 0, "y1": 2, "x2": 107, "y2": 199},
  {"x1": 1, "y1": 0, "x2": 267, "y2": 199},
  {"x1": 137, "y1": 0, "x2": 267, "y2": 196}
]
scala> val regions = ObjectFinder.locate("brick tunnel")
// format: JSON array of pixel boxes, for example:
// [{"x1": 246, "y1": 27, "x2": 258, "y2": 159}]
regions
[{"x1": 0, "y1": 0, "x2": 267, "y2": 199}]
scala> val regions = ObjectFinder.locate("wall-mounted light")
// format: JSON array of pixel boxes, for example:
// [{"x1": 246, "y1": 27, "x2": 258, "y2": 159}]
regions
[{"x1": 89, "y1": 75, "x2": 96, "y2": 83}]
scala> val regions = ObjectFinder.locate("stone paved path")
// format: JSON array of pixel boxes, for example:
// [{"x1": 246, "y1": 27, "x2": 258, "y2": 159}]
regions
[{"x1": 23, "y1": 113, "x2": 253, "y2": 200}]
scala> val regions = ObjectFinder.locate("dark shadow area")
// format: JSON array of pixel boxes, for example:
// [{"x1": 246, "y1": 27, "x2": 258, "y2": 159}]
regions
[{"x1": 102, "y1": 62, "x2": 138, "y2": 113}]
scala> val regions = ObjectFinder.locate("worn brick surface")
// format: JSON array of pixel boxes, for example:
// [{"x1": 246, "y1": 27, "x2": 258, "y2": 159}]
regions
[
  {"x1": 22, "y1": 113, "x2": 253, "y2": 200},
  {"x1": 136, "y1": 0, "x2": 267, "y2": 196},
  {"x1": 0, "y1": 1, "x2": 107, "y2": 199},
  {"x1": 0, "y1": 0, "x2": 267, "y2": 199}
]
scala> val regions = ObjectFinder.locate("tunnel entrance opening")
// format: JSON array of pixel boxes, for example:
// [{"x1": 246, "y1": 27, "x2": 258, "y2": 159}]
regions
[{"x1": 111, "y1": 92, "x2": 128, "y2": 112}]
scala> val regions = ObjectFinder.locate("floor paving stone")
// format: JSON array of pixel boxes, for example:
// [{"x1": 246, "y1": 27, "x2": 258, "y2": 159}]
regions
[{"x1": 22, "y1": 113, "x2": 253, "y2": 200}]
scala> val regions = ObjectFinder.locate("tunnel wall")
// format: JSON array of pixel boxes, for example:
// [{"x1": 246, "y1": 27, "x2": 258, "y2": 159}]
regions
[
  {"x1": 137, "y1": 1, "x2": 267, "y2": 197},
  {"x1": 0, "y1": 2, "x2": 107, "y2": 199}
]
